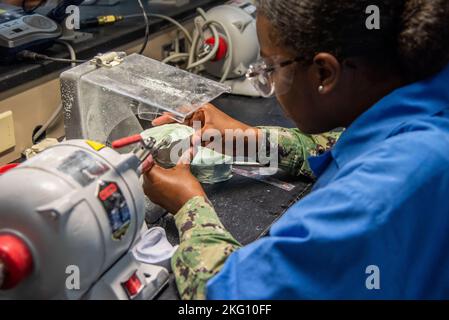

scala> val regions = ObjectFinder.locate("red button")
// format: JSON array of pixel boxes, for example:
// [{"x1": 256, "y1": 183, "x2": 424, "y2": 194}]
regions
[
  {"x1": 0, "y1": 234, "x2": 33, "y2": 290},
  {"x1": 123, "y1": 273, "x2": 142, "y2": 297},
  {"x1": 99, "y1": 183, "x2": 118, "y2": 201},
  {"x1": 205, "y1": 36, "x2": 228, "y2": 62}
]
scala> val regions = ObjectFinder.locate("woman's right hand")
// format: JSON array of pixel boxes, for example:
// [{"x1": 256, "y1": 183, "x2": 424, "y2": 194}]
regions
[{"x1": 152, "y1": 103, "x2": 261, "y2": 155}]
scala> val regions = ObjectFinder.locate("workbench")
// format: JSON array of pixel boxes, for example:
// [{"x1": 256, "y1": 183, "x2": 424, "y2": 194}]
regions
[{"x1": 154, "y1": 94, "x2": 313, "y2": 300}]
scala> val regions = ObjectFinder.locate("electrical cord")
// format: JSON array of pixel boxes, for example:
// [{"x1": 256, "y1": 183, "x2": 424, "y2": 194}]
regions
[
  {"x1": 123, "y1": 9, "x2": 233, "y2": 82},
  {"x1": 31, "y1": 40, "x2": 78, "y2": 143},
  {"x1": 161, "y1": 52, "x2": 190, "y2": 64},
  {"x1": 195, "y1": 8, "x2": 233, "y2": 82},
  {"x1": 124, "y1": 13, "x2": 193, "y2": 45},
  {"x1": 137, "y1": 0, "x2": 150, "y2": 55},
  {"x1": 32, "y1": 102, "x2": 63, "y2": 143},
  {"x1": 145, "y1": 8, "x2": 234, "y2": 83},
  {"x1": 208, "y1": 20, "x2": 233, "y2": 82},
  {"x1": 17, "y1": 50, "x2": 86, "y2": 64},
  {"x1": 55, "y1": 40, "x2": 77, "y2": 67},
  {"x1": 41, "y1": 56, "x2": 85, "y2": 63},
  {"x1": 150, "y1": 13, "x2": 193, "y2": 44},
  {"x1": 186, "y1": 8, "x2": 233, "y2": 83},
  {"x1": 187, "y1": 19, "x2": 220, "y2": 70}
]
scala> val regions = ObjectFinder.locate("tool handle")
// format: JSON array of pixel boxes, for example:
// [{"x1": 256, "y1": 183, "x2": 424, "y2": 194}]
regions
[{"x1": 112, "y1": 134, "x2": 142, "y2": 149}]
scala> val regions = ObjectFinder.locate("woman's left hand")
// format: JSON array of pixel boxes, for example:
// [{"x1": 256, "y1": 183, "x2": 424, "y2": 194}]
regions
[{"x1": 142, "y1": 152, "x2": 207, "y2": 214}]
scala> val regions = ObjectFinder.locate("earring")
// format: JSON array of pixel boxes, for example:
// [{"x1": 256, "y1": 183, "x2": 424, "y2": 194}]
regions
[{"x1": 318, "y1": 85, "x2": 324, "y2": 93}]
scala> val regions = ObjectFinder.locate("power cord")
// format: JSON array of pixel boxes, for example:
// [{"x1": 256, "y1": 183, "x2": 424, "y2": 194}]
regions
[
  {"x1": 28, "y1": 40, "x2": 80, "y2": 143},
  {"x1": 125, "y1": 8, "x2": 234, "y2": 83},
  {"x1": 186, "y1": 8, "x2": 233, "y2": 83},
  {"x1": 124, "y1": 13, "x2": 192, "y2": 45},
  {"x1": 17, "y1": 50, "x2": 87, "y2": 64},
  {"x1": 55, "y1": 40, "x2": 77, "y2": 68},
  {"x1": 137, "y1": 0, "x2": 150, "y2": 55}
]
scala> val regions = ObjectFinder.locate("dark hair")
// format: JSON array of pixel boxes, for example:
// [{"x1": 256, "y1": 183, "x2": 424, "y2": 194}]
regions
[{"x1": 256, "y1": 0, "x2": 449, "y2": 82}]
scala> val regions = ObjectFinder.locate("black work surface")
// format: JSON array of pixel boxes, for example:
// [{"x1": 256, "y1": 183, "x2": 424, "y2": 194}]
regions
[
  {"x1": 0, "y1": 0, "x2": 225, "y2": 93},
  {"x1": 154, "y1": 95, "x2": 314, "y2": 300}
]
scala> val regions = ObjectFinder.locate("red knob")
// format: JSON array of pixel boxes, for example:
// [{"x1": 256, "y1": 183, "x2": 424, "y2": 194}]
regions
[
  {"x1": 0, "y1": 234, "x2": 33, "y2": 290},
  {"x1": 205, "y1": 36, "x2": 228, "y2": 62}
]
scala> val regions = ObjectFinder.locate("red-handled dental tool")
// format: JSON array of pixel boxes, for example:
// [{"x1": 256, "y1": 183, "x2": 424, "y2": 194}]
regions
[{"x1": 111, "y1": 134, "x2": 142, "y2": 149}]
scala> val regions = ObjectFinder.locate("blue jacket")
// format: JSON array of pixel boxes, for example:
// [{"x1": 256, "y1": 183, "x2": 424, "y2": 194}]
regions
[{"x1": 207, "y1": 65, "x2": 449, "y2": 299}]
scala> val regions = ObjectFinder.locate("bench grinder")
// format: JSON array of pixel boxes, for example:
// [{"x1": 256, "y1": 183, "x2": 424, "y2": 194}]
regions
[
  {"x1": 0, "y1": 137, "x2": 170, "y2": 300},
  {"x1": 0, "y1": 52, "x2": 229, "y2": 299}
]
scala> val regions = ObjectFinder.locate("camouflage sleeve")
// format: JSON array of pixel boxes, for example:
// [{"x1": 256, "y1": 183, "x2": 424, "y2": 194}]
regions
[
  {"x1": 258, "y1": 127, "x2": 343, "y2": 178},
  {"x1": 171, "y1": 196, "x2": 242, "y2": 300}
]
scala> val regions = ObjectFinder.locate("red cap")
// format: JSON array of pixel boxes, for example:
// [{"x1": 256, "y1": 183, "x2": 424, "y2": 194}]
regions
[
  {"x1": 0, "y1": 234, "x2": 33, "y2": 290},
  {"x1": 205, "y1": 36, "x2": 228, "y2": 62}
]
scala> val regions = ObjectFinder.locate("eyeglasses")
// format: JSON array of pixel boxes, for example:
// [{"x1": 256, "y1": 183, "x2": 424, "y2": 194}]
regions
[{"x1": 246, "y1": 57, "x2": 302, "y2": 98}]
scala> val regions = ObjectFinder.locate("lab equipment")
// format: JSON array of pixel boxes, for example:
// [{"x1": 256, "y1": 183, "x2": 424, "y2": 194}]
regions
[
  {"x1": 194, "y1": 2, "x2": 258, "y2": 80},
  {"x1": 0, "y1": 3, "x2": 61, "y2": 58},
  {"x1": 161, "y1": 1, "x2": 260, "y2": 96},
  {"x1": 0, "y1": 138, "x2": 170, "y2": 300},
  {"x1": 61, "y1": 52, "x2": 230, "y2": 147},
  {"x1": 76, "y1": 1, "x2": 259, "y2": 95}
]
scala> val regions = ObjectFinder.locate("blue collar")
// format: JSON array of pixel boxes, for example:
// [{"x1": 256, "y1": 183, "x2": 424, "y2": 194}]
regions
[{"x1": 310, "y1": 64, "x2": 449, "y2": 175}]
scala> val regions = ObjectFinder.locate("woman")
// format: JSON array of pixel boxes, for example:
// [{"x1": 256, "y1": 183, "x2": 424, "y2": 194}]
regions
[{"x1": 143, "y1": 0, "x2": 449, "y2": 299}]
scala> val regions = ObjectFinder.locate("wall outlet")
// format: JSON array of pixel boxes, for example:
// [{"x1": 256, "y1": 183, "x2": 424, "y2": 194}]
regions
[{"x1": 0, "y1": 111, "x2": 16, "y2": 153}]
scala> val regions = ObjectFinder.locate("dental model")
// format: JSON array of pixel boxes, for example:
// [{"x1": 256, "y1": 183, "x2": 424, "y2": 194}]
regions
[{"x1": 141, "y1": 124, "x2": 233, "y2": 184}]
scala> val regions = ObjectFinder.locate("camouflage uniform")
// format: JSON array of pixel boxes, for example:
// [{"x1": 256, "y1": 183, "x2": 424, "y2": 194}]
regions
[
  {"x1": 262, "y1": 127, "x2": 343, "y2": 178},
  {"x1": 172, "y1": 127, "x2": 343, "y2": 300}
]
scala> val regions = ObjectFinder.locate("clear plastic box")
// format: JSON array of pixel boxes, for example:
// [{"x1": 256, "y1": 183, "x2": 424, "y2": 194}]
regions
[{"x1": 61, "y1": 53, "x2": 230, "y2": 145}]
